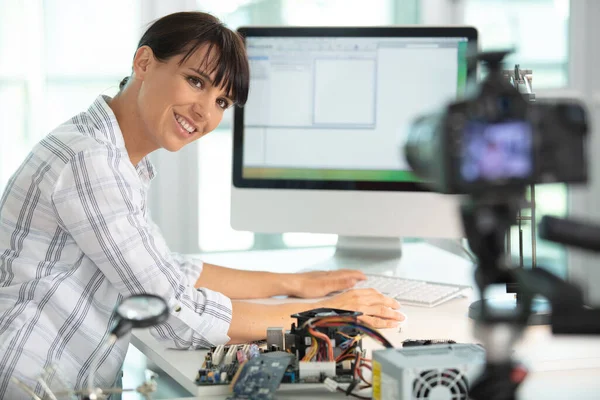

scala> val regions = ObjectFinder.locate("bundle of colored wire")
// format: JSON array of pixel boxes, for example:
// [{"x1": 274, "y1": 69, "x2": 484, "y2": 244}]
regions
[
  {"x1": 354, "y1": 352, "x2": 372, "y2": 387},
  {"x1": 340, "y1": 334, "x2": 361, "y2": 350},
  {"x1": 304, "y1": 316, "x2": 394, "y2": 349},
  {"x1": 308, "y1": 327, "x2": 334, "y2": 361},
  {"x1": 338, "y1": 332, "x2": 359, "y2": 350}
]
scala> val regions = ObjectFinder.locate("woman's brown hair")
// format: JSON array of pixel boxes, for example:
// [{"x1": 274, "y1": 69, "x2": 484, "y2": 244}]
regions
[{"x1": 120, "y1": 12, "x2": 249, "y2": 106}]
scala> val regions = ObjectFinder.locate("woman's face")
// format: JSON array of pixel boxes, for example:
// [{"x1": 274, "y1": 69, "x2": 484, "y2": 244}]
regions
[{"x1": 135, "y1": 44, "x2": 234, "y2": 152}]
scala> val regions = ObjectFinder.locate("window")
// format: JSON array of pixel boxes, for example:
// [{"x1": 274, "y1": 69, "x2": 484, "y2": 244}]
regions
[
  {"x1": 0, "y1": 0, "x2": 139, "y2": 192},
  {"x1": 463, "y1": 0, "x2": 570, "y2": 89},
  {"x1": 0, "y1": 83, "x2": 27, "y2": 189},
  {"x1": 282, "y1": 0, "x2": 394, "y2": 26}
]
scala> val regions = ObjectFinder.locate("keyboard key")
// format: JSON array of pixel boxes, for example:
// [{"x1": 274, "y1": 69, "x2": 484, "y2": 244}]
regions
[{"x1": 355, "y1": 274, "x2": 470, "y2": 307}]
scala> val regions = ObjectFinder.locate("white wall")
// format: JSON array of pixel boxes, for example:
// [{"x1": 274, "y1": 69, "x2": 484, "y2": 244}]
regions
[{"x1": 565, "y1": 0, "x2": 600, "y2": 306}]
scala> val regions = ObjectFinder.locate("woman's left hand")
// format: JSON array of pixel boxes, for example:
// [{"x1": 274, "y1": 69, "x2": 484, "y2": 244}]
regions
[{"x1": 285, "y1": 269, "x2": 367, "y2": 298}]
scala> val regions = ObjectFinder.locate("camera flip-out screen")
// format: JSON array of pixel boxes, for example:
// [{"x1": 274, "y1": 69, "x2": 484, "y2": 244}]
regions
[{"x1": 461, "y1": 120, "x2": 533, "y2": 183}]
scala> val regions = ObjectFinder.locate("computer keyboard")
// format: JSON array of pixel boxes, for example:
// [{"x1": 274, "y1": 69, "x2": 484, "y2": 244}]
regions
[{"x1": 354, "y1": 274, "x2": 471, "y2": 307}]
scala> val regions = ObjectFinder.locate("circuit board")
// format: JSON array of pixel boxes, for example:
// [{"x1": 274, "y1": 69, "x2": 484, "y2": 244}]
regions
[
  {"x1": 196, "y1": 344, "x2": 358, "y2": 386},
  {"x1": 227, "y1": 351, "x2": 295, "y2": 400},
  {"x1": 196, "y1": 308, "x2": 373, "y2": 398}
]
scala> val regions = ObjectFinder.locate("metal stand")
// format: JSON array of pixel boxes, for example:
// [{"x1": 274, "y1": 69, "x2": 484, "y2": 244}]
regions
[
  {"x1": 469, "y1": 66, "x2": 551, "y2": 325},
  {"x1": 508, "y1": 184, "x2": 536, "y2": 270}
]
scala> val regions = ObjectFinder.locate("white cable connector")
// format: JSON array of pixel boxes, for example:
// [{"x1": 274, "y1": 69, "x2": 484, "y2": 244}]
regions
[
  {"x1": 323, "y1": 377, "x2": 339, "y2": 392},
  {"x1": 361, "y1": 348, "x2": 367, "y2": 358}
]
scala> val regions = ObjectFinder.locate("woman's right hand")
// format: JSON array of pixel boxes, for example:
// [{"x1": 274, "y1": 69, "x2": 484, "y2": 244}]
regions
[{"x1": 319, "y1": 288, "x2": 405, "y2": 329}]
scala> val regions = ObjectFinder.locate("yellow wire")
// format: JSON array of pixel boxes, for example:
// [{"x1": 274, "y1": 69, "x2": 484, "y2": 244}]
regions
[
  {"x1": 308, "y1": 337, "x2": 318, "y2": 361},
  {"x1": 338, "y1": 332, "x2": 355, "y2": 340},
  {"x1": 302, "y1": 337, "x2": 318, "y2": 361}
]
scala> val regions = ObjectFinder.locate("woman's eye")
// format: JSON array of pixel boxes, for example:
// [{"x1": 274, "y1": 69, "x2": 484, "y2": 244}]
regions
[
  {"x1": 188, "y1": 76, "x2": 203, "y2": 89},
  {"x1": 217, "y1": 99, "x2": 229, "y2": 110}
]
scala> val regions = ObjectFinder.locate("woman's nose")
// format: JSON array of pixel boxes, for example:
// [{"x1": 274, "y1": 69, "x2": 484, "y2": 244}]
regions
[{"x1": 192, "y1": 102, "x2": 210, "y2": 123}]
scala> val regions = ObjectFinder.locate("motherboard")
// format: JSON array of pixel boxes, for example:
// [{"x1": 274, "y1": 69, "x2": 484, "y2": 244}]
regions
[{"x1": 195, "y1": 308, "x2": 381, "y2": 399}]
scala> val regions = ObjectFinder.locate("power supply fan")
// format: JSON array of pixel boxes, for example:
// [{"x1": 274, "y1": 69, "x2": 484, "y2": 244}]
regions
[{"x1": 412, "y1": 368, "x2": 469, "y2": 400}]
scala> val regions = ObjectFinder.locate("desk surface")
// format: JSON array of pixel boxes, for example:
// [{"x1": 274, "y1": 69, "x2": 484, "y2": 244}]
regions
[{"x1": 131, "y1": 243, "x2": 600, "y2": 399}]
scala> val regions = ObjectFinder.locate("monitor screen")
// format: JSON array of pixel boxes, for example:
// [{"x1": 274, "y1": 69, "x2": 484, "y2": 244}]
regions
[{"x1": 233, "y1": 27, "x2": 477, "y2": 191}]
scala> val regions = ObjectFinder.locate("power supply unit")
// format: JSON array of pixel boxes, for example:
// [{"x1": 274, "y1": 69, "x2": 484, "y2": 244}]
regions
[{"x1": 372, "y1": 344, "x2": 486, "y2": 400}]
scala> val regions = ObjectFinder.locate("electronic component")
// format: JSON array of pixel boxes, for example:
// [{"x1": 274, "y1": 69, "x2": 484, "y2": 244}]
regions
[
  {"x1": 266, "y1": 327, "x2": 285, "y2": 351},
  {"x1": 224, "y1": 345, "x2": 238, "y2": 365},
  {"x1": 248, "y1": 344, "x2": 260, "y2": 359},
  {"x1": 372, "y1": 344, "x2": 485, "y2": 400},
  {"x1": 289, "y1": 308, "x2": 362, "y2": 361},
  {"x1": 282, "y1": 369, "x2": 296, "y2": 384},
  {"x1": 197, "y1": 307, "x2": 379, "y2": 399},
  {"x1": 402, "y1": 339, "x2": 457, "y2": 347},
  {"x1": 236, "y1": 349, "x2": 247, "y2": 364},
  {"x1": 341, "y1": 360, "x2": 352, "y2": 370},
  {"x1": 284, "y1": 332, "x2": 296, "y2": 352},
  {"x1": 228, "y1": 351, "x2": 294, "y2": 400},
  {"x1": 212, "y1": 345, "x2": 225, "y2": 365},
  {"x1": 298, "y1": 361, "x2": 335, "y2": 379}
]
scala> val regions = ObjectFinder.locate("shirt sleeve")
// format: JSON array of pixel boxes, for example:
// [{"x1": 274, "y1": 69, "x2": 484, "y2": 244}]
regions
[{"x1": 51, "y1": 148, "x2": 232, "y2": 349}]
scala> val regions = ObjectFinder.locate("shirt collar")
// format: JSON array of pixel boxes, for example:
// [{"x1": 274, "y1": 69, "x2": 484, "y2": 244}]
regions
[{"x1": 88, "y1": 95, "x2": 156, "y2": 181}]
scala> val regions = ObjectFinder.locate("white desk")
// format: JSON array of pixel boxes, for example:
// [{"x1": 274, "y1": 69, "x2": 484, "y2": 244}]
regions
[{"x1": 131, "y1": 243, "x2": 600, "y2": 399}]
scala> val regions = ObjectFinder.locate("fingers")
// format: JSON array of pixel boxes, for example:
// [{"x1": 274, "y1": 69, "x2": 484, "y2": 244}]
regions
[
  {"x1": 322, "y1": 288, "x2": 404, "y2": 329},
  {"x1": 335, "y1": 269, "x2": 367, "y2": 281},
  {"x1": 324, "y1": 275, "x2": 364, "y2": 294},
  {"x1": 348, "y1": 288, "x2": 401, "y2": 309},
  {"x1": 358, "y1": 315, "x2": 400, "y2": 329},
  {"x1": 359, "y1": 304, "x2": 405, "y2": 321},
  {"x1": 344, "y1": 289, "x2": 404, "y2": 328}
]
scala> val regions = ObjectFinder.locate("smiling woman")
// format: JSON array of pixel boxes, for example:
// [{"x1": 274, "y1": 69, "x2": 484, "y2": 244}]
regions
[{"x1": 0, "y1": 11, "x2": 403, "y2": 400}]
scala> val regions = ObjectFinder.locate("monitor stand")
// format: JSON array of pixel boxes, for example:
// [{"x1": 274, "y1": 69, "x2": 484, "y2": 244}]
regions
[{"x1": 335, "y1": 236, "x2": 402, "y2": 260}]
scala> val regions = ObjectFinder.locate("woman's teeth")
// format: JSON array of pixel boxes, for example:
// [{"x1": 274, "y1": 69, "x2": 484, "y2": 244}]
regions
[{"x1": 175, "y1": 114, "x2": 196, "y2": 134}]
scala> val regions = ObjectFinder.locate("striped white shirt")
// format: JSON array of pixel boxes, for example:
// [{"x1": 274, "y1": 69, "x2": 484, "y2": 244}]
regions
[{"x1": 0, "y1": 95, "x2": 232, "y2": 398}]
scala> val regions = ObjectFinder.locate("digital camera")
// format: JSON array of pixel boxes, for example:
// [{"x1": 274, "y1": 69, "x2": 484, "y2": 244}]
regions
[{"x1": 404, "y1": 51, "x2": 589, "y2": 195}]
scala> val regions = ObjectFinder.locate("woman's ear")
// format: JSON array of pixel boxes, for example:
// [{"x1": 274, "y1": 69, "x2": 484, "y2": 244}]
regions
[{"x1": 132, "y1": 46, "x2": 154, "y2": 80}]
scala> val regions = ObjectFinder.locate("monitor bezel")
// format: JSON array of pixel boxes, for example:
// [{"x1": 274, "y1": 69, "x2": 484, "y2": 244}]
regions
[{"x1": 233, "y1": 26, "x2": 478, "y2": 192}]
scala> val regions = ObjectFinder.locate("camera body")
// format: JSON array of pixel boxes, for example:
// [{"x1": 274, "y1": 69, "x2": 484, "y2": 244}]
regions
[{"x1": 404, "y1": 51, "x2": 589, "y2": 195}]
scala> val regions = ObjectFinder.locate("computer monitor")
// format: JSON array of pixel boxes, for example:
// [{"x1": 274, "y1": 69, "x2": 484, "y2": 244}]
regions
[{"x1": 231, "y1": 27, "x2": 478, "y2": 263}]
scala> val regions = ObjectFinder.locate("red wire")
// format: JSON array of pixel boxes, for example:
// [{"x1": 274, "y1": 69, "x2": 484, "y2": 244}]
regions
[
  {"x1": 356, "y1": 367, "x2": 371, "y2": 386},
  {"x1": 309, "y1": 327, "x2": 334, "y2": 361},
  {"x1": 354, "y1": 352, "x2": 362, "y2": 379}
]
